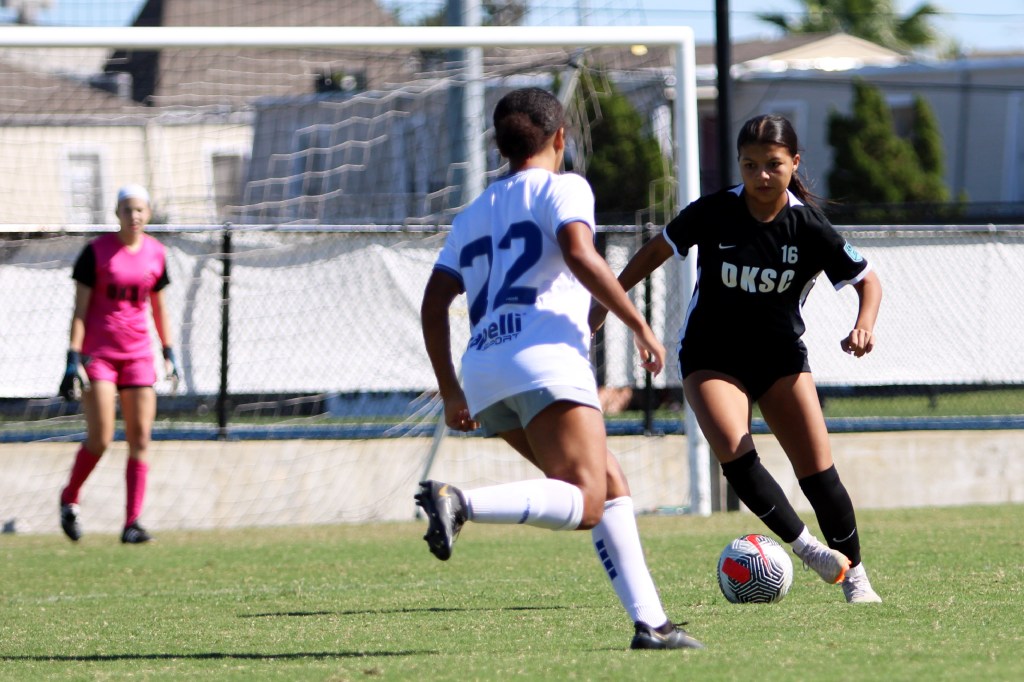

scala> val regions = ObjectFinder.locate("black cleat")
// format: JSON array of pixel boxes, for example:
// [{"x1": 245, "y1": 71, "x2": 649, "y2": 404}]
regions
[
  {"x1": 630, "y1": 621, "x2": 705, "y2": 650},
  {"x1": 414, "y1": 480, "x2": 467, "y2": 561},
  {"x1": 60, "y1": 502, "x2": 82, "y2": 542},
  {"x1": 120, "y1": 521, "x2": 153, "y2": 544}
]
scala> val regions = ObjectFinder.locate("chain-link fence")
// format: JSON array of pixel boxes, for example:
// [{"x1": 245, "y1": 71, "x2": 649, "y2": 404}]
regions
[{"x1": 3, "y1": 223, "x2": 1022, "y2": 445}]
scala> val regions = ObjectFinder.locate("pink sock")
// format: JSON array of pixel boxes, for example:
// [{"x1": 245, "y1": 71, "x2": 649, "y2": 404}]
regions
[
  {"x1": 125, "y1": 459, "x2": 149, "y2": 526},
  {"x1": 61, "y1": 445, "x2": 101, "y2": 505}
]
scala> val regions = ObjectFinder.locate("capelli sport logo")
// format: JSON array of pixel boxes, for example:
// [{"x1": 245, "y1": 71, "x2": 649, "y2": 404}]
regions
[{"x1": 469, "y1": 312, "x2": 523, "y2": 351}]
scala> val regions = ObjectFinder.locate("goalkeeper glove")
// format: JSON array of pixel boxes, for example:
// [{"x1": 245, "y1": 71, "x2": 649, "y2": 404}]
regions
[
  {"x1": 59, "y1": 350, "x2": 87, "y2": 401},
  {"x1": 163, "y1": 346, "x2": 180, "y2": 392}
]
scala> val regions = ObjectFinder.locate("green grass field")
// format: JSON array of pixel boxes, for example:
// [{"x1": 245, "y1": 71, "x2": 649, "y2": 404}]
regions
[{"x1": 2, "y1": 504, "x2": 1022, "y2": 681}]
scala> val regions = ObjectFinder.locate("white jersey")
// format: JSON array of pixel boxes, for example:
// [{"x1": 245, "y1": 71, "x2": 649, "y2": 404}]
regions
[{"x1": 433, "y1": 168, "x2": 599, "y2": 415}]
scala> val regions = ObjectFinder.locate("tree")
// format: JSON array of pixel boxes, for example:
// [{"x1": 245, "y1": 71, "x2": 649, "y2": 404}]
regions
[
  {"x1": 827, "y1": 79, "x2": 948, "y2": 204},
  {"x1": 581, "y1": 84, "x2": 669, "y2": 223},
  {"x1": 481, "y1": 0, "x2": 528, "y2": 26},
  {"x1": 759, "y1": 0, "x2": 942, "y2": 51},
  {"x1": 908, "y1": 95, "x2": 948, "y2": 201},
  {"x1": 412, "y1": 1, "x2": 528, "y2": 27},
  {"x1": 410, "y1": 1, "x2": 529, "y2": 71}
]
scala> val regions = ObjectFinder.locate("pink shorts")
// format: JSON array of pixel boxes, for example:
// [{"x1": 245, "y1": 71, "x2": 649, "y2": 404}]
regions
[{"x1": 84, "y1": 355, "x2": 156, "y2": 389}]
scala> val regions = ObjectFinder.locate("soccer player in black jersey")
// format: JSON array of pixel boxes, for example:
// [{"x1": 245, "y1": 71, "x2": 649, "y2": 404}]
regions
[{"x1": 591, "y1": 114, "x2": 883, "y2": 603}]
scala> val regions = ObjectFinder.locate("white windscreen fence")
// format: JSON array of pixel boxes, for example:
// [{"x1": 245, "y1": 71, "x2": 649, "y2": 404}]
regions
[{"x1": 3, "y1": 225, "x2": 1022, "y2": 400}]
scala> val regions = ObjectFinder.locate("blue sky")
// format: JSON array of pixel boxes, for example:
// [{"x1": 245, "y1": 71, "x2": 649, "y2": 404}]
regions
[
  {"x1": 636, "y1": 1, "x2": 1024, "y2": 53},
  {"x1": 5, "y1": 1, "x2": 1023, "y2": 53}
]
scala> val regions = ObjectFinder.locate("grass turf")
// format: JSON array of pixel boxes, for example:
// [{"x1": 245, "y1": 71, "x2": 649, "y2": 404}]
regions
[{"x1": 1, "y1": 504, "x2": 1022, "y2": 681}]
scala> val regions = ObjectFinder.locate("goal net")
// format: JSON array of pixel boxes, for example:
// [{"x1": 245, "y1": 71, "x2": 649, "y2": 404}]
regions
[{"x1": 0, "y1": 25, "x2": 710, "y2": 535}]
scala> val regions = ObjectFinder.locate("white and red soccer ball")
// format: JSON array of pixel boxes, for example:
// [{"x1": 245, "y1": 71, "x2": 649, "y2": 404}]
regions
[{"x1": 717, "y1": 534, "x2": 794, "y2": 604}]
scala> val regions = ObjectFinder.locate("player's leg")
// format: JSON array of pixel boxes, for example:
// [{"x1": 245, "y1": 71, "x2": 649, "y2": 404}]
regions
[
  {"x1": 83, "y1": 379, "x2": 118, "y2": 457},
  {"x1": 460, "y1": 423, "x2": 589, "y2": 528},
  {"x1": 591, "y1": 449, "x2": 703, "y2": 649},
  {"x1": 522, "y1": 400, "x2": 609, "y2": 525},
  {"x1": 488, "y1": 429, "x2": 630, "y2": 506},
  {"x1": 684, "y1": 371, "x2": 805, "y2": 543},
  {"x1": 604, "y1": 450, "x2": 629, "y2": 499},
  {"x1": 59, "y1": 377, "x2": 117, "y2": 541},
  {"x1": 118, "y1": 382, "x2": 157, "y2": 543},
  {"x1": 414, "y1": 398, "x2": 589, "y2": 561},
  {"x1": 416, "y1": 396, "x2": 621, "y2": 550},
  {"x1": 509, "y1": 437, "x2": 703, "y2": 648},
  {"x1": 422, "y1": 401, "x2": 601, "y2": 535},
  {"x1": 759, "y1": 373, "x2": 876, "y2": 599},
  {"x1": 519, "y1": 402, "x2": 701, "y2": 649},
  {"x1": 416, "y1": 396, "x2": 702, "y2": 648}
]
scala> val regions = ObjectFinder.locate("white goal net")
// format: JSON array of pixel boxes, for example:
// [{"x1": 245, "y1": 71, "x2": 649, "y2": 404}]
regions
[
  {"x1": 2, "y1": 23, "x2": 1021, "y2": 537},
  {"x1": 0, "y1": 25, "x2": 709, "y2": 535}
]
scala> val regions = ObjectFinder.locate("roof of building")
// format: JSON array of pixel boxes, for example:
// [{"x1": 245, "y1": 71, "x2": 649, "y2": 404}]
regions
[
  {"x1": 730, "y1": 33, "x2": 905, "y2": 73},
  {"x1": 585, "y1": 31, "x2": 906, "y2": 81},
  {"x1": 0, "y1": 56, "x2": 145, "y2": 117},
  {"x1": 110, "y1": 0, "x2": 409, "y2": 107}
]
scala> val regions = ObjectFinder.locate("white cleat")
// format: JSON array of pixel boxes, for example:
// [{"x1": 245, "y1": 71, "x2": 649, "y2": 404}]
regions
[
  {"x1": 793, "y1": 540, "x2": 851, "y2": 584},
  {"x1": 843, "y1": 564, "x2": 882, "y2": 603}
]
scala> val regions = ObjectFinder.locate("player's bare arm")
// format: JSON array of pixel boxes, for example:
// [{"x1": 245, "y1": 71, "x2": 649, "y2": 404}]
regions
[
  {"x1": 841, "y1": 270, "x2": 883, "y2": 357},
  {"x1": 150, "y1": 289, "x2": 177, "y2": 378},
  {"x1": 420, "y1": 270, "x2": 479, "y2": 431},
  {"x1": 69, "y1": 282, "x2": 91, "y2": 351},
  {"x1": 558, "y1": 221, "x2": 665, "y2": 375},
  {"x1": 150, "y1": 289, "x2": 172, "y2": 349},
  {"x1": 588, "y1": 232, "x2": 674, "y2": 334}
]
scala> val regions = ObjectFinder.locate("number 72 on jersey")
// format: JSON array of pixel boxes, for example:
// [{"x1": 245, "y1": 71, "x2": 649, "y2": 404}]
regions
[{"x1": 459, "y1": 221, "x2": 543, "y2": 327}]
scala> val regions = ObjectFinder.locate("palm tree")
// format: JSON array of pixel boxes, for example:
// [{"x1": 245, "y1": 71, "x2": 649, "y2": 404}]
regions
[{"x1": 758, "y1": 0, "x2": 942, "y2": 51}]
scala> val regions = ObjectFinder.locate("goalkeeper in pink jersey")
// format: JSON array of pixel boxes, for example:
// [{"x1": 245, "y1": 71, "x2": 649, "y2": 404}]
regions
[{"x1": 58, "y1": 184, "x2": 179, "y2": 544}]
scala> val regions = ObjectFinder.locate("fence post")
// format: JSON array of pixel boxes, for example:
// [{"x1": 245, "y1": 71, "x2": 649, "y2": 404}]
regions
[
  {"x1": 642, "y1": 222, "x2": 655, "y2": 435},
  {"x1": 217, "y1": 224, "x2": 232, "y2": 439}
]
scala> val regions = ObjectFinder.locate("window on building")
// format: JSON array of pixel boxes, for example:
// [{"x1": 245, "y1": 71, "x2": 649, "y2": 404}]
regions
[
  {"x1": 210, "y1": 152, "x2": 247, "y2": 222},
  {"x1": 65, "y1": 153, "x2": 104, "y2": 224}
]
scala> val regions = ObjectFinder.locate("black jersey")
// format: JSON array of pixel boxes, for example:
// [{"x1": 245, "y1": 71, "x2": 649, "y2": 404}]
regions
[{"x1": 663, "y1": 185, "x2": 870, "y2": 348}]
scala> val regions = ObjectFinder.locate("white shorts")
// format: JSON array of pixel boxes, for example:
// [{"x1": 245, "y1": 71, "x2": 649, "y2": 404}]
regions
[{"x1": 474, "y1": 384, "x2": 602, "y2": 436}]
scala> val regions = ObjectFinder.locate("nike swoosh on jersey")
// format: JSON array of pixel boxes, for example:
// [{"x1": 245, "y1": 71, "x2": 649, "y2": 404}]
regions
[{"x1": 718, "y1": 243, "x2": 736, "y2": 249}]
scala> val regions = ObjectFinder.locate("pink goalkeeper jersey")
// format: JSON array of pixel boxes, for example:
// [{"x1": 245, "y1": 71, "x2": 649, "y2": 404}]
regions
[{"x1": 73, "y1": 232, "x2": 169, "y2": 360}]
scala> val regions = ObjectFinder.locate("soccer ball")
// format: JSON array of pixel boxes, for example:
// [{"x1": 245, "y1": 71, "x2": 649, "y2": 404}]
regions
[{"x1": 717, "y1": 534, "x2": 794, "y2": 604}]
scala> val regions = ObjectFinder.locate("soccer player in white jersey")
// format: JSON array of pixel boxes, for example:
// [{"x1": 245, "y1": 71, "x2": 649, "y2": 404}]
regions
[
  {"x1": 592, "y1": 114, "x2": 883, "y2": 603},
  {"x1": 418, "y1": 87, "x2": 704, "y2": 650}
]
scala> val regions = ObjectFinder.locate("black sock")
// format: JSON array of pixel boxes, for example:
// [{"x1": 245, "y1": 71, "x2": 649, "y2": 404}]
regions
[
  {"x1": 654, "y1": 621, "x2": 674, "y2": 634},
  {"x1": 720, "y1": 449, "x2": 804, "y2": 542},
  {"x1": 799, "y1": 465, "x2": 861, "y2": 566}
]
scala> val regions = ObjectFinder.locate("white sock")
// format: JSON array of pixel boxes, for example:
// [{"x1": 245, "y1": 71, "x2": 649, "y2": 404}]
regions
[
  {"x1": 464, "y1": 479, "x2": 583, "y2": 531},
  {"x1": 591, "y1": 496, "x2": 668, "y2": 627},
  {"x1": 846, "y1": 562, "x2": 866, "y2": 579},
  {"x1": 790, "y1": 526, "x2": 816, "y2": 554}
]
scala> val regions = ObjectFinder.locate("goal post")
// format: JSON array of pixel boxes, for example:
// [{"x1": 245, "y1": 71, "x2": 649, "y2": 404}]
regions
[{"x1": 0, "y1": 24, "x2": 713, "y2": 531}]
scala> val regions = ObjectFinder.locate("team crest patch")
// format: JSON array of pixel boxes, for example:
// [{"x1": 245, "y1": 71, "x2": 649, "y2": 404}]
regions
[{"x1": 843, "y1": 242, "x2": 864, "y2": 263}]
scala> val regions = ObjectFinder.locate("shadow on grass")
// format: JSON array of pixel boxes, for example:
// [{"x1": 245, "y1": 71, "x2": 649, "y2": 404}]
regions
[
  {"x1": 239, "y1": 604, "x2": 570, "y2": 618},
  {"x1": 0, "y1": 651, "x2": 435, "y2": 662}
]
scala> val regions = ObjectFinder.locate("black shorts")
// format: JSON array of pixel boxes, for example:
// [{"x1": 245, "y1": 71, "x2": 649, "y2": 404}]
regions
[{"x1": 679, "y1": 337, "x2": 811, "y2": 402}]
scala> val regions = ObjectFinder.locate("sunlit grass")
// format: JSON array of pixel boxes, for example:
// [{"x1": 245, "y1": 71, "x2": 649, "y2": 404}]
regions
[{"x1": 2, "y1": 504, "x2": 1022, "y2": 680}]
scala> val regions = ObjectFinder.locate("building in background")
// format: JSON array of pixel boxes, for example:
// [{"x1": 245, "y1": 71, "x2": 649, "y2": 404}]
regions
[{"x1": 0, "y1": 0, "x2": 1021, "y2": 225}]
